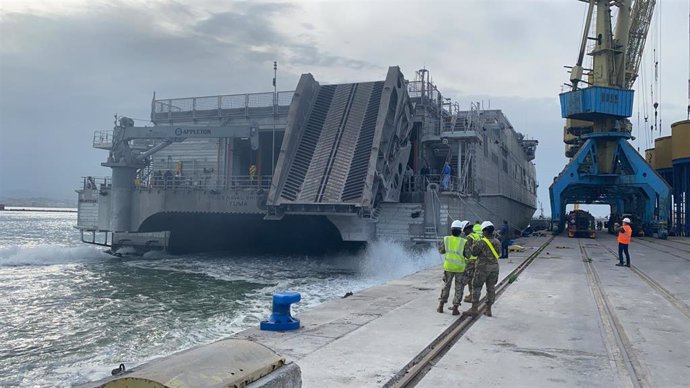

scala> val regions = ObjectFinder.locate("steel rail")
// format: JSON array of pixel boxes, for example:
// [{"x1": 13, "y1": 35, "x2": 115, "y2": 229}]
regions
[
  {"x1": 579, "y1": 240, "x2": 650, "y2": 388},
  {"x1": 595, "y1": 240, "x2": 690, "y2": 320},
  {"x1": 633, "y1": 238, "x2": 690, "y2": 262},
  {"x1": 383, "y1": 236, "x2": 555, "y2": 388},
  {"x1": 638, "y1": 237, "x2": 690, "y2": 254},
  {"x1": 667, "y1": 238, "x2": 690, "y2": 247}
]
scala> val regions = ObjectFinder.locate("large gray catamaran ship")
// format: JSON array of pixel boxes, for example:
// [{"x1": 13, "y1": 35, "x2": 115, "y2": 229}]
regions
[{"x1": 76, "y1": 67, "x2": 538, "y2": 253}]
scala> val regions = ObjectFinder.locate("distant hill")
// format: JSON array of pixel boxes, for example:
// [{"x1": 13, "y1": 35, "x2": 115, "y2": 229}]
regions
[{"x1": 0, "y1": 196, "x2": 77, "y2": 208}]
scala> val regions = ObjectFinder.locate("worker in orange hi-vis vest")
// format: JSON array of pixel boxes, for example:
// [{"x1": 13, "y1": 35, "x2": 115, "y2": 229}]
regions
[{"x1": 615, "y1": 217, "x2": 633, "y2": 267}]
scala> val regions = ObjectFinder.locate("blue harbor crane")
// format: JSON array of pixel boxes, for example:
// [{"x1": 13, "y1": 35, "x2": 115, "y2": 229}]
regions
[{"x1": 550, "y1": 0, "x2": 670, "y2": 237}]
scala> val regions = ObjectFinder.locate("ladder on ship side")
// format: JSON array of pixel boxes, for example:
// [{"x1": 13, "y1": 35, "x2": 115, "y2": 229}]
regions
[{"x1": 460, "y1": 149, "x2": 473, "y2": 194}]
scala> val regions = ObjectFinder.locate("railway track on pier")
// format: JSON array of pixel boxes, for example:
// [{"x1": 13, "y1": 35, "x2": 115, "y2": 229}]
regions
[
  {"x1": 384, "y1": 235, "x2": 688, "y2": 388},
  {"x1": 383, "y1": 236, "x2": 555, "y2": 388},
  {"x1": 634, "y1": 238, "x2": 690, "y2": 262},
  {"x1": 579, "y1": 240, "x2": 652, "y2": 388},
  {"x1": 593, "y1": 239, "x2": 690, "y2": 320}
]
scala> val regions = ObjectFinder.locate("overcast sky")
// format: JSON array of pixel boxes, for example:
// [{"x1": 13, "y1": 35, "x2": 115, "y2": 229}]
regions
[{"x1": 1, "y1": 0, "x2": 687, "y2": 215}]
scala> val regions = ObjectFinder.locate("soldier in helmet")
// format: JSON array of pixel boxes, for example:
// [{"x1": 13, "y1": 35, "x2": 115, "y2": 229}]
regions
[
  {"x1": 461, "y1": 221, "x2": 479, "y2": 303},
  {"x1": 464, "y1": 221, "x2": 483, "y2": 303},
  {"x1": 464, "y1": 221, "x2": 501, "y2": 317},
  {"x1": 437, "y1": 220, "x2": 471, "y2": 315}
]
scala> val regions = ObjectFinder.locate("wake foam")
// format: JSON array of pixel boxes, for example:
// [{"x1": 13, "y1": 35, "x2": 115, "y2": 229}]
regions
[
  {"x1": 0, "y1": 244, "x2": 110, "y2": 266},
  {"x1": 357, "y1": 239, "x2": 440, "y2": 281},
  {"x1": 242, "y1": 239, "x2": 442, "y2": 316}
]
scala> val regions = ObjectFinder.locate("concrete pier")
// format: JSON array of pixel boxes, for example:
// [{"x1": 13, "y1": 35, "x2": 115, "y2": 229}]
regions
[
  {"x1": 240, "y1": 233, "x2": 690, "y2": 387},
  {"x1": 232, "y1": 237, "x2": 549, "y2": 386}
]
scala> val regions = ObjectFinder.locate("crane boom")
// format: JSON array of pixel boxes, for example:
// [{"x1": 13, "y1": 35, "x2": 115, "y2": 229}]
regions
[{"x1": 625, "y1": 0, "x2": 656, "y2": 89}]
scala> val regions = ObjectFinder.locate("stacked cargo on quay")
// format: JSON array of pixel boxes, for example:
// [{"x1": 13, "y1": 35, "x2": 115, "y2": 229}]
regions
[{"x1": 76, "y1": 67, "x2": 538, "y2": 253}]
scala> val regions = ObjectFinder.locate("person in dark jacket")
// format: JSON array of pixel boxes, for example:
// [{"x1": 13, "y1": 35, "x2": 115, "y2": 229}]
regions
[{"x1": 499, "y1": 220, "x2": 510, "y2": 259}]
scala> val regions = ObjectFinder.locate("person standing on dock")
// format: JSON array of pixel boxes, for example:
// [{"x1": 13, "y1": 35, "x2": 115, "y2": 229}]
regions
[
  {"x1": 616, "y1": 217, "x2": 633, "y2": 267},
  {"x1": 437, "y1": 220, "x2": 470, "y2": 315},
  {"x1": 465, "y1": 220, "x2": 482, "y2": 303},
  {"x1": 464, "y1": 221, "x2": 501, "y2": 317},
  {"x1": 499, "y1": 220, "x2": 510, "y2": 259},
  {"x1": 461, "y1": 221, "x2": 479, "y2": 303}
]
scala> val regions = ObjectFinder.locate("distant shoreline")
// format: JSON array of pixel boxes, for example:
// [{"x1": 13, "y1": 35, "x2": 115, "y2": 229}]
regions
[{"x1": 0, "y1": 207, "x2": 77, "y2": 213}]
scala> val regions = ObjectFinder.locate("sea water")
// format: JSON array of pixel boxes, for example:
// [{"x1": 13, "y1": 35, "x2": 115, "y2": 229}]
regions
[{"x1": 0, "y1": 210, "x2": 439, "y2": 387}]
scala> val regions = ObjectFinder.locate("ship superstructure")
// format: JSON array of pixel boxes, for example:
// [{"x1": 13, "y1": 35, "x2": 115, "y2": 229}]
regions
[{"x1": 76, "y1": 67, "x2": 538, "y2": 253}]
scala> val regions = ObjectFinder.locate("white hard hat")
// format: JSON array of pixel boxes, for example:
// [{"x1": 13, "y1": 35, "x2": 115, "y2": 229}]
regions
[
  {"x1": 451, "y1": 220, "x2": 463, "y2": 229},
  {"x1": 481, "y1": 221, "x2": 494, "y2": 230},
  {"x1": 622, "y1": 217, "x2": 631, "y2": 223},
  {"x1": 459, "y1": 220, "x2": 470, "y2": 229}
]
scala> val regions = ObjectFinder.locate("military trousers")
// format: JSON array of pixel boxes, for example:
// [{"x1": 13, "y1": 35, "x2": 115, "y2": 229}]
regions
[
  {"x1": 464, "y1": 264, "x2": 475, "y2": 295},
  {"x1": 471, "y1": 267, "x2": 499, "y2": 305},
  {"x1": 439, "y1": 271, "x2": 465, "y2": 306}
]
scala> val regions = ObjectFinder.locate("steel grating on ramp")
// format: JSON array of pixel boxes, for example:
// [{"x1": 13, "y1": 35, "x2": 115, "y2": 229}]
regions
[{"x1": 268, "y1": 67, "x2": 413, "y2": 215}]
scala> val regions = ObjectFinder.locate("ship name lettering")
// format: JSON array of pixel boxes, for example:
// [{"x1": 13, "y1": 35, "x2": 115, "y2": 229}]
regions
[{"x1": 174, "y1": 128, "x2": 212, "y2": 136}]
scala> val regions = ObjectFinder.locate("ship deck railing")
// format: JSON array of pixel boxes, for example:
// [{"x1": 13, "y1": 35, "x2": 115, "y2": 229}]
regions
[
  {"x1": 151, "y1": 91, "x2": 295, "y2": 122},
  {"x1": 78, "y1": 174, "x2": 464, "y2": 194},
  {"x1": 92, "y1": 131, "x2": 155, "y2": 150},
  {"x1": 401, "y1": 174, "x2": 462, "y2": 194},
  {"x1": 93, "y1": 130, "x2": 113, "y2": 149},
  {"x1": 79, "y1": 176, "x2": 112, "y2": 191},
  {"x1": 136, "y1": 174, "x2": 272, "y2": 192},
  {"x1": 77, "y1": 174, "x2": 271, "y2": 192}
]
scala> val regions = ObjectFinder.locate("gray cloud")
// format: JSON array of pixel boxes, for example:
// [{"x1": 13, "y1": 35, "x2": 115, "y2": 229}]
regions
[
  {"x1": 0, "y1": 0, "x2": 686, "y2": 212},
  {"x1": 195, "y1": 5, "x2": 293, "y2": 46},
  {"x1": 0, "y1": 1, "x2": 376, "y2": 199}
]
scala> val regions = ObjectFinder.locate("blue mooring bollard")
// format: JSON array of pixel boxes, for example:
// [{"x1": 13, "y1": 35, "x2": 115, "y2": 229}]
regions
[{"x1": 260, "y1": 292, "x2": 301, "y2": 331}]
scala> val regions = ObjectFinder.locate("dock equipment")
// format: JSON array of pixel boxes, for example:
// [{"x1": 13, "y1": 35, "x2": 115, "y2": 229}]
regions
[
  {"x1": 672, "y1": 120, "x2": 690, "y2": 236},
  {"x1": 550, "y1": 0, "x2": 671, "y2": 238},
  {"x1": 633, "y1": 120, "x2": 690, "y2": 236},
  {"x1": 566, "y1": 209, "x2": 596, "y2": 238},
  {"x1": 260, "y1": 292, "x2": 301, "y2": 331}
]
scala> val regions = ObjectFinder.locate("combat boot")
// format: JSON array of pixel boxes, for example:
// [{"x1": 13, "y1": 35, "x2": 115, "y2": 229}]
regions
[
  {"x1": 463, "y1": 294, "x2": 472, "y2": 303},
  {"x1": 462, "y1": 303, "x2": 479, "y2": 317},
  {"x1": 451, "y1": 305, "x2": 460, "y2": 316},
  {"x1": 437, "y1": 302, "x2": 444, "y2": 313},
  {"x1": 484, "y1": 304, "x2": 493, "y2": 317}
]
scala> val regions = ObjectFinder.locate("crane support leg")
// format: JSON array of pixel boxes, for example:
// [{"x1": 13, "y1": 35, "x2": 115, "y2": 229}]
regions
[{"x1": 549, "y1": 134, "x2": 671, "y2": 237}]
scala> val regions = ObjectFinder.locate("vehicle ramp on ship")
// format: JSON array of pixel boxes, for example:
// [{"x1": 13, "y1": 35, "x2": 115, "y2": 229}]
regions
[{"x1": 267, "y1": 66, "x2": 413, "y2": 217}]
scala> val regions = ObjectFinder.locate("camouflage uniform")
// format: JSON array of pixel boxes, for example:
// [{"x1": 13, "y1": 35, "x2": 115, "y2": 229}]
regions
[
  {"x1": 438, "y1": 239, "x2": 472, "y2": 306},
  {"x1": 463, "y1": 232, "x2": 479, "y2": 298},
  {"x1": 470, "y1": 236, "x2": 501, "y2": 306}
]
